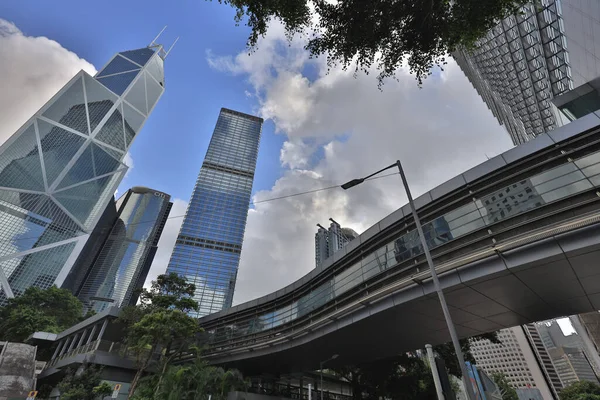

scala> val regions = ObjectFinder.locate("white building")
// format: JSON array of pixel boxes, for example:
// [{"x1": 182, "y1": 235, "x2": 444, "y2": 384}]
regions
[{"x1": 470, "y1": 327, "x2": 555, "y2": 399}]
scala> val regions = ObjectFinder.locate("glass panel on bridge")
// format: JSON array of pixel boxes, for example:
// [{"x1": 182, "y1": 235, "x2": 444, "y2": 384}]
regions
[{"x1": 206, "y1": 149, "x2": 600, "y2": 344}]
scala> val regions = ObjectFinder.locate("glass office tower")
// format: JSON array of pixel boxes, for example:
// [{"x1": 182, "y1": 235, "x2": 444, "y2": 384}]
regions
[
  {"x1": 166, "y1": 108, "x2": 263, "y2": 318},
  {"x1": 0, "y1": 44, "x2": 167, "y2": 302},
  {"x1": 454, "y1": 0, "x2": 600, "y2": 145},
  {"x1": 77, "y1": 187, "x2": 172, "y2": 313}
]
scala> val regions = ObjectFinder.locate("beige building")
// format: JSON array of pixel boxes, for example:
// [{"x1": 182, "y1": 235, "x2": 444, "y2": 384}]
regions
[{"x1": 470, "y1": 327, "x2": 554, "y2": 399}]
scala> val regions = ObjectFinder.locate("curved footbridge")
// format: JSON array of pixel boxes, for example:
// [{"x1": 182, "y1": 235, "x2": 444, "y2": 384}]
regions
[{"x1": 197, "y1": 113, "x2": 600, "y2": 375}]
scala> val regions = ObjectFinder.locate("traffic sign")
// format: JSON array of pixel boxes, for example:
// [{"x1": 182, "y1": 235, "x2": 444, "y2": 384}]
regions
[{"x1": 26, "y1": 391, "x2": 38, "y2": 400}]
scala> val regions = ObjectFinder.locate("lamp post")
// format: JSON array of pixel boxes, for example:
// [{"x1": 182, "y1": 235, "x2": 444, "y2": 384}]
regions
[
  {"x1": 341, "y1": 160, "x2": 476, "y2": 400},
  {"x1": 320, "y1": 354, "x2": 339, "y2": 400}
]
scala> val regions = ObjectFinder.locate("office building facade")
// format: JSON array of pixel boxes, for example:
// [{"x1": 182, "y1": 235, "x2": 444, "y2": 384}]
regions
[
  {"x1": 315, "y1": 220, "x2": 358, "y2": 268},
  {"x1": 470, "y1": 327, "x2": 555, "y2": 398},
  {"x1": 77, "y1": 187, "x2": 172, "y2": 313},
  {"x1": 0, "y1": 43, "x2": 167, "y2": 302},
  {"x1": 166, "y1": 108, "x2": 263, "y2": 318},
  {"x1": 528, "y1": 319, "x2": 600, "y2": 387},
  {"x1": 454, "y1": 0, "x2": 600, "y2": 145}
]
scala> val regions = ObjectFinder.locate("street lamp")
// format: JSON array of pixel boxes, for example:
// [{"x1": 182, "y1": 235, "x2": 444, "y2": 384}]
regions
[
  {"x1": 341, "y1": 160, "x2": 476, "y2": 400},
  {"x1": 320, "y1": 354, "x2": 339, "y2": 400}
]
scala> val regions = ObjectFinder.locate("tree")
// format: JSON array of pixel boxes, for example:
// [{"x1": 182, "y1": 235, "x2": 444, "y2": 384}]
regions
[
  {"x1": 212, "y1": 0, "x2": 528, "y2": 85},
  {"x1": 133, "y1": 356, "x2": 248, "y2": 400},
  {"x1": 57, "y1": 365, "x2": 113, "y2": 400},
  {"x1": 560, "y1": 381, "x2": 600, "y2": 400},
  {"x1": 0, "y1": 286, "x2": 84, "y2": 342},
  {"x1": 118, "y1": 273, "x2": 202, "y2": 399},
  {"x1": 433, "y1": 332, "x2": 501, "y2": 377},
  {"x1": 490, "y1": 372, "x2": 518, "y2": 400}
]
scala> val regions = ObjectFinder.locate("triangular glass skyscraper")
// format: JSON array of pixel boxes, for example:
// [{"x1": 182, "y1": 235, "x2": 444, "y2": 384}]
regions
[{"x1": 0, "y1": 42, "x2": 167, "y2": 302}]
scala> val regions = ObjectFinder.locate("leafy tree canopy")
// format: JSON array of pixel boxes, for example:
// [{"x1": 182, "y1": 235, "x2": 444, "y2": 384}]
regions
[
  {"x1": 57, "y1": 365, "x2": 112, "y2": 400},
  {"x1": 213, "y1": 0, "x2": 528, "y2": 84},
  {"x1": 491, "y1": 372, "x2": 518, "y2": 400},
  {"x1": 133, "y1": 357, "x2": 248, "y2": 400},
  {"x1": 560, "y1": 380, "x2": 600, "y2": 400},
  {"x1": 118, "y1": 273, "x2": 202, "y2": 399},
  {"x1": 0, "y1": 286, "x2": 84, "y2": 342},
  {"x1": 138, "y1": 272, "x2": 198, "y2": 313}
]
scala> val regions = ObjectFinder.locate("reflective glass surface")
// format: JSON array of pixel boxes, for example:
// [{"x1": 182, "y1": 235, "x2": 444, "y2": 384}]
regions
[
  {"x1": 97, "y1": 55, "x2": 140, "y2": 77},
  {"x1": 97, "y1": 71, "x2": 140, "y2": 96},
  {"x1": 78, "y1": 189, "x2": 171, "y2": 313},
  {"x1": 37, "y1": 119, "x2": 87, "y2": 186},
  {"x1": 146, "y1": 57, "x2": 165, "y2": 87},
  {"x1": 125, "y1": 74, "x2": 148, "y2": 115},
  {"x1": 123, "y1": 103, "x2": 145, "y2": 145},
  {"x1": 119, "y1": 48, "x2": 155, "y2": 67},
  {"x1": 83, "y1": 74, "x2": 118, "y2": 133},
  {"x1": 205, "y1": 148, "x2": 600, "y2": 343},
  {"x1": 0, "y1": 124, "x2": 45, "y2": 191},
  {"x1": 0, "y1": 46, "x2": 161, "y2": 302},
  {"x1": 166, "y1": 109, "x2": 263, "y2": 318},
  {"x1": 145, "y1": 71, "x2": 163, "y2": 111},
  {"x1": 94, "y1": 108, "x2": 126, "y2": 151},
  {"x1": 42, "y1": 77, "x2": 89, "y2": 135}
]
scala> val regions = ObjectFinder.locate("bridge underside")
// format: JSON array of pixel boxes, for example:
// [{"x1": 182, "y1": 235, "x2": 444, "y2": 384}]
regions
[{"x1": 215, "y1": 223, "x2": 600, "y2": 376}]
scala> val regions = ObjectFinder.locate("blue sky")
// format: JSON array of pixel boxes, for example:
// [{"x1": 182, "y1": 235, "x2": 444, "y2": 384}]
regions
[
  {"x1": 0, "y1": 1, "x2": 520, "y2": 306},
  {"x1": 0, "y1": 0, "x2": 284, "y2": 201},
  {"x1": 0, "y1": 0, "x2": 579, "y2": 335}
]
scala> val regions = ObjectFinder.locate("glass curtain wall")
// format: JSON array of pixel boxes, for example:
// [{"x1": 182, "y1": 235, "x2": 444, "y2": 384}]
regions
[
  {"x1": 166, "y1": 108, "x2": 263, "y2": 318},
  {"x1": 0, "y1": 45, "x2": 166, "y2": 302},
  {"x1": 77, "y1": 187, "x2": 172, "y2": 313}
]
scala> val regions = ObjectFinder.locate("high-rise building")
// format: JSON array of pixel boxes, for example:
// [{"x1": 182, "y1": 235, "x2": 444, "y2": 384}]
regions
[
  {"x1": 453, "y1": 0, "x2": 600, "y2": 145},
  {"x1": 0, "y1": 42, "x2": 167, "y2": 302},
  {"x1": 76, "y1": 187, "x2": 172, "y2": 313},
  {"x1": 470, "y1": 327, "x2": 555, "y2": 399},
  {"x1": 315, "y1": 220, "x2": 358, "y2": 269},
  {"x1": 573, "y1": 312, "x2": 600, "y2": 359},
  {"x1": 529, "y1": 320, "x2": 600, "y2": 387},
  {"x1": 166, "y1": 108, "x2": 263, "y2": 318},
  {"x1": 524, "y1": 323, "x2": 564, "y2": 396},
  {"x1": 548, "y1": 346, "x2": 598, "y2": 387}
]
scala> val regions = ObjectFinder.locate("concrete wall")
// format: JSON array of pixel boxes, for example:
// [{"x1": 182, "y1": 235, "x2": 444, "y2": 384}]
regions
[{"x1": 0, "y1": 342, "x2": 36, "y2": 399}]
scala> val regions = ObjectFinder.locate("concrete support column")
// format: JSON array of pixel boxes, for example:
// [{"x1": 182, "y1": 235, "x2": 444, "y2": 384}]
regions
[
  {"x1": 59, "y1": 337, "x2": 72, "y2": 356},
  {"x1": 67, "y1": 333, "x2": 79, "y2": 352},
  {"x1": 51, "y1": 340, "x2": 64, "y2": 360},
  {"x1": 77, "y1": 328, "x2": 88, "y2": 348},
  {"x1": 86, "y1": 324, "x2": 98, "y2": 345},
  {"x1": 95, "y1": 319, "x2": 108, "y2": 349}
]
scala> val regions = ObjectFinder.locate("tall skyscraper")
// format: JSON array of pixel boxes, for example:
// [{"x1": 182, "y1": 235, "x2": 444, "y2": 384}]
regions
[
  {"x1": 470, "y1": 327, "x2": 555, "y2": 399},
  {"x1": 166, "y1": 108, "x2": 263, "y2": 318},
  {"x1": 454, "y1": 0, "x2": 600, "y2": 145},
  {"x1": 0, "y1": 43, "x2": 167, "y2": 302},
  {"x1": 77, "y1": 187, "x2": 172, "y2": 313},
  {"x1": 315, "y1": 220, "x2": 358, "y2": 268},
  {"x1": 528, "y1": 320, "x2": 600, "y2": 387}
]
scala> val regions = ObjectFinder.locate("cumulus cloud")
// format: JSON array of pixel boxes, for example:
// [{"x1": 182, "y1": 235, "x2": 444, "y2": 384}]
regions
[
  {"x1": 208, "y1": 23, "x2": 515, "y2": 305},
  {"x1": 144, "y1": 198, "x2": 188, "y2": 287},
  {"x1": 0, "y1": 19, "x2": 96, "y2": 144}
]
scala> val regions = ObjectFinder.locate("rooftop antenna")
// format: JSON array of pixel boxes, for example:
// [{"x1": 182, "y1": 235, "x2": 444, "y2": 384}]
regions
[
  {"x1": 164, "y1": 36, "x2": 180, "y2": 59},
  {"x1": 150, "y1": 26, "x2": 167, "y2": 47}
]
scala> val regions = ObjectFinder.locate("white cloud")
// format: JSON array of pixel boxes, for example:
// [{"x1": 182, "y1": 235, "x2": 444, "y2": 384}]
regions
[
  {"x1": 144, "y1": 198, "x2": 188, "y2": 287},
  {"x1": 209, "y1": 23, "x2": 515, "y2": 305},
  {"x1": 0, "y1": 19, "x2": 96, "y2": 145}
]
